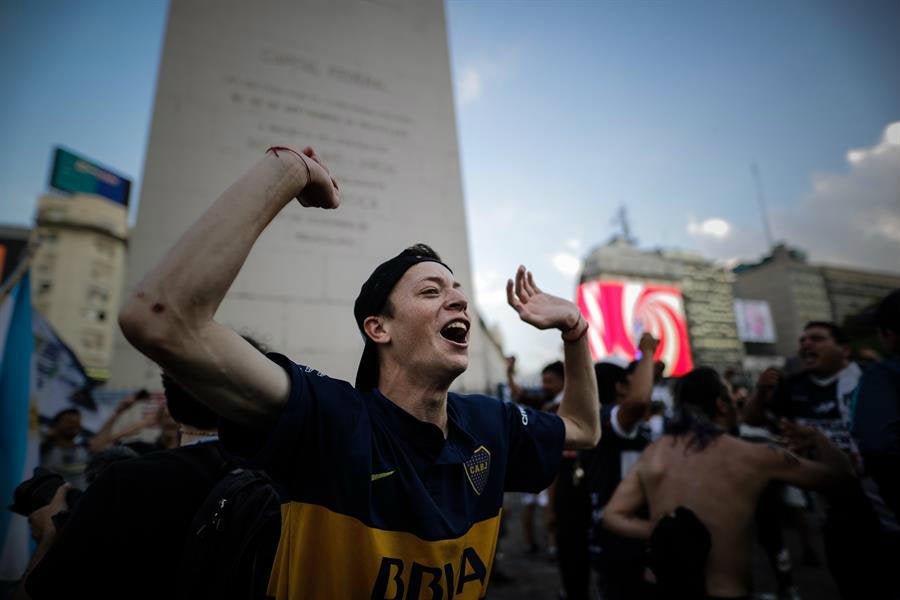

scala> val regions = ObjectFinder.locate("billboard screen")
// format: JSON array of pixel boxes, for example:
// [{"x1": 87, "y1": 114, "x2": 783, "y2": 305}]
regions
[
  {"x1": 576, "y1": 280, "x2": 694, "y2": 377},
  {"x1": 733, "y1": 299, "x2": 776, "y2": 343},
  {"x1": 49, "y1": 147, "x2": 131, "y2": 207},
  {"x1": 0, "y1": 238, "x2": 28, "y2": 285}
]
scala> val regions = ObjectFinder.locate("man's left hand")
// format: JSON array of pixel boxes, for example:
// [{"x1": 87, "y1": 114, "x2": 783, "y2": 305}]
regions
[{"x1": 506, "y1": 265, "x2": 580, "y2": 331}]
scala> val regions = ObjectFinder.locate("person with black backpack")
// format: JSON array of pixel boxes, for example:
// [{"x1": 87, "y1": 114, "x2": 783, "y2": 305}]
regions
[{"x1": 22, "y1": 337, "x2": 279, "y2": 600}]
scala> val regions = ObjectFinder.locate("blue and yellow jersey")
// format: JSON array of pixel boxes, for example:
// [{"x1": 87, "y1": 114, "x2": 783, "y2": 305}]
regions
[{"x1": 221, "y1": 353, "x2": 565, "y2": 599}]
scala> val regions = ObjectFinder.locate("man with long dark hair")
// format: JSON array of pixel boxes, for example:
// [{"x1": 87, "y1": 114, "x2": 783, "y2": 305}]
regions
[
  {"x1": 745, "y1": 321, "x2": 893, "y2": 599},
  {"x1": 603, "y1": 367, "x2": 852, "y2": 599}
]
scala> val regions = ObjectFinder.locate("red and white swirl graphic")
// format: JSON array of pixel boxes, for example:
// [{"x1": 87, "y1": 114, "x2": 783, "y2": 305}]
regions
[{"x1": 576, "y1": 280, "x2": 694, "y2": 376}]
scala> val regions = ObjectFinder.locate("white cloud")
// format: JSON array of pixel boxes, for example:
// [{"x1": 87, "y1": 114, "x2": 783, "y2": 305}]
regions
[
  {"x1": 687, "y1": 217, "x2": 731, "y2": 239},
  {"x1": 551, "y1": 252, "x2": 582, "y2": 276},
  {"x1": 454, "y1": 49, "x2": 520, "y2": 108},
  {"x1": 457, "y1": 67, "x2": 483, "y2": 105},
  {"x1": 846, "y1": 150, "x2": 866, "y2": 165},
  {"x1": 565, "y1": 238, "x2": 582, "y2": 251},
  {"x1": 776, "y1": 121, "x2": 900, "y2": 268},
  {"x1": 846, "y1": 121, "x2": 900, "y2": 164},
  {"x1": 473, "y1": 268, "x2": 508, "y2": 309},
  {"x1": 686, "y1": 121, "x2": 900, "y2": 272},
  {"x1": 886, "y1": 122, "x2": 900, "y2": 145}
]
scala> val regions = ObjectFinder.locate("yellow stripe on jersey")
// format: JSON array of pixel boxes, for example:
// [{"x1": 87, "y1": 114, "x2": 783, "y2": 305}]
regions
[
  {"x1": 371, "y1": 470, "x2": 396, "y2": 481},
  {"x1": 268, "y1": 502, "x2": 502, "y2": 599}
]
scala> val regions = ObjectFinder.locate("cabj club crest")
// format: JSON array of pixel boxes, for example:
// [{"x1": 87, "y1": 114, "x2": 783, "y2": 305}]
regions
[{"x1": 464, "y1": 445, "x2": 491, "y2": 495}]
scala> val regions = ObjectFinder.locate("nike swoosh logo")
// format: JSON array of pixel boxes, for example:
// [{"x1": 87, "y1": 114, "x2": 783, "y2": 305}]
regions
[{"x1": 371, "y1": 470, "x2": 395, "y2": 482}]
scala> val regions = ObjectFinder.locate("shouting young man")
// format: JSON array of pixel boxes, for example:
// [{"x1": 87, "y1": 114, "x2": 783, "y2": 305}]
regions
[
  {"x1": 744, "y1": 321, "x2": 893, "y2": 599},
  {"x1": 118, "y1": 146, "x2": 600, "y2": 599}
]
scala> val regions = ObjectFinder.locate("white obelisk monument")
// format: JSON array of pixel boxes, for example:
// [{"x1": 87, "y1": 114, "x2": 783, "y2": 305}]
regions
[{"x1": 111, "y1": 0, "x2": 493, "y2": 391}]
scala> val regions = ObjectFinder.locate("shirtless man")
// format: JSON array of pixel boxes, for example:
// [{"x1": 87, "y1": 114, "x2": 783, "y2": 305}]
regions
[{"x1": 602, "y1": 367, "x2": 852, "y2": 599}]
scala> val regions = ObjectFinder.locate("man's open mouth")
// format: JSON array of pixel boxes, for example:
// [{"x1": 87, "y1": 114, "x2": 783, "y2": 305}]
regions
[{"x1": 440, "y1": 319, "x2": 469, "y2": 344}]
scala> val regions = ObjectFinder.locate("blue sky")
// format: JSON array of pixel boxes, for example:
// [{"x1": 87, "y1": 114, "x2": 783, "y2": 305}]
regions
[
  {"x1": 0, "y1": 0, "x2": 167, "y2": 225},
  {"x1": 2, "y1": 0, "x2": 898, "y2": 370},
  {"x1": 447, "y1": 0, "x2": 900, "y2": 367}
]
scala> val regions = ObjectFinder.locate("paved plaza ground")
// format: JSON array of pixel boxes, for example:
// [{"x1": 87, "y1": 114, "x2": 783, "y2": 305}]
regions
[{"x1": 488, "y1": 493, "x2": 842, "y2": 600}]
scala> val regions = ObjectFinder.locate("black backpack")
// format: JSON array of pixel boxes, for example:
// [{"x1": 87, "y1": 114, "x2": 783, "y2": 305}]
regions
[{"x1": 178, "y1": 465, "x2": 282, "y2": 600}]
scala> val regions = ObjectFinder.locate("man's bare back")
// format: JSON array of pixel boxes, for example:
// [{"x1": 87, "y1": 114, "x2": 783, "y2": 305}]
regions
[
  {"x1": 641, "y1": 434, "x2": 775, "y2": 596},
  {"x1": 604, "y1": 429, "x2": 851, "y2": 598}
]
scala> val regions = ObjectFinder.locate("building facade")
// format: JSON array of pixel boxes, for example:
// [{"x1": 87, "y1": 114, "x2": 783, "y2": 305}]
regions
[
  {"x1": 821, "y1": 265, "x2": 900, "y2": 326},
  {"x1": 733, "y1": 244, "x2": 900, "y2": 357},
  {"x1": 580, "y1": 238, "x2": 744, "y2": 375},
  {"x1": 671, "y1": 250, "x2": 746, "y2": 370},
  {"x1": 31, "y1": 193, "x2": 128, "y2": 380}
]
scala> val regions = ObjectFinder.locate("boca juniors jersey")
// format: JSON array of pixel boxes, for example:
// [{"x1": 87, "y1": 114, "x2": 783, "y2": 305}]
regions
[{"x1": 221, "y1": 353, "x2": 565, "y2": 599}]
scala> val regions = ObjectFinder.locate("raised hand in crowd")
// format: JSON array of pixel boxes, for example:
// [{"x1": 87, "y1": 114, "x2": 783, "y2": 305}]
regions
[
  {"x1": 616, "y1": 333, "x2": 660, "y2": 433},
  {"x1": 507, "y1": 266, "x2": 599, "y2": 449},
  {"x1": 742, "y1": 367, "x2": 783, "y2": 427},
  {"x1": 507, "y1": 266, "x2": 582, "y2": 333},
  {"x1": 504, "y1": 355, "x2": 525, "y2": 402},
  {"x1": 88, "y1": 391, "x2": 148, "y2": 453}
]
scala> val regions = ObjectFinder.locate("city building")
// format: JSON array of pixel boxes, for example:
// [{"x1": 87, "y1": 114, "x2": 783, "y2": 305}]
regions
[
  {"x1": 580, "y1": 237, "x2": 745, "y2": 376},
  {"x1": 733, "y1": 244, "x2": 900, "y2": 358},
  {"x1": 472, "y1": 314, "x2": 509, "y2": 396},
  {"x1": 821, "y1": 265, "x2": 900, "y2": 326},
  {"x1": 31, "y1": 193, "x2": 128, "y2": 380}
]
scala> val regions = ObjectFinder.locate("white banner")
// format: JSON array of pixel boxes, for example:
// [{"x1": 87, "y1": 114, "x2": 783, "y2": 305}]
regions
[{"x1": 733, "y1": 299, "x2": 777, "y2": 343}]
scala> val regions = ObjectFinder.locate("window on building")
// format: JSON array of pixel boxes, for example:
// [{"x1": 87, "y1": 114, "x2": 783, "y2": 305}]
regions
[
  {"x1": 86, "y1": 285, "x2": 110, "y2": 307},
  {"x1": 90, "y1": 261, "x2": 113, "y2": 280},
  {"x1": 43, "y1": 209, "x2": 65, "y2": 222},
  {"x1": 81, "y1": 308, "x2": 107, "y2": 322},
  {"x1": 37, "y1": 281, "x2": 53, "y2": 295},
  {"x1": 94, "y1": 239, "x2": 115, "y2": 258},
  {"x1": 36, "y1": 254, "x2": 56, "y2": 274},
  {"x1": 81, "y1": 330, "x2": 105, "y2": 351}
]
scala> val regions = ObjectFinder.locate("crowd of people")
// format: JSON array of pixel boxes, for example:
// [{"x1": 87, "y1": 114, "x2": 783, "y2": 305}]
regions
[
  {"x1": 7, "y1": 146, "x2": 899, "y2": 599},
  {"x1": 505, "y1": 293, "x2": 900, "y2": 599}
]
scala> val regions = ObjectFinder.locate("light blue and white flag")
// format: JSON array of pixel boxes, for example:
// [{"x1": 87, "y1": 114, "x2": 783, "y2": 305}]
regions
[
  {"x1": 0, "y1": 273, "x2": 36, "y2": 581},
  {"x1": 0, "y1": 273, "x2": 97, "y2": 580},
  {"x1": 32, "y1": 308, "x2": 94, "y2": 428}
]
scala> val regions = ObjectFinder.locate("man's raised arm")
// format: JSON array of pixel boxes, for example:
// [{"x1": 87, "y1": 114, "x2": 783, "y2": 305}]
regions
[
  {"x1": 506, "y1": 266, "x2": 600, "y2": 449},
  {"x1": 118, "y1": 147, "x2": 340, "y2": 427},
  {"x1": 615, "y1": 333, "x2": 658, "y2": 434}
]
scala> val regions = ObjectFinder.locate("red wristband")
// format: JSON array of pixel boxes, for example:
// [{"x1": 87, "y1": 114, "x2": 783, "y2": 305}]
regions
[
  {"x1": 561, "y1": 316, "x2": 588, "y2": 343},
  {"x1": 266, "y1": 145, "x2": 312, "y2": 189}
]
